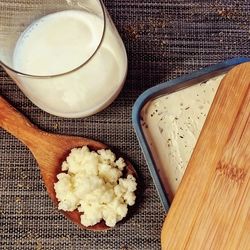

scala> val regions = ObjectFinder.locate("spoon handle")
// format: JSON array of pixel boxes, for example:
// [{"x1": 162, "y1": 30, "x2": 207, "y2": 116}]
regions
[{"x1": 0, "y1": 96, "x2": 41, "y2": 148}]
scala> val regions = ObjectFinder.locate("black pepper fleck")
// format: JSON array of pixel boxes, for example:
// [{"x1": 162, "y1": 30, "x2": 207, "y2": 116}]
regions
[{"x1": 159, "y1": 127, "x2": 164, "y2": 133}]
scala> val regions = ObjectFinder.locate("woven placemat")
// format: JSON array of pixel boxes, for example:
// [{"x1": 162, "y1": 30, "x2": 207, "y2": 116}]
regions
[{"x1": 0, "y1": 0, "x2": 249, "y2": 249}]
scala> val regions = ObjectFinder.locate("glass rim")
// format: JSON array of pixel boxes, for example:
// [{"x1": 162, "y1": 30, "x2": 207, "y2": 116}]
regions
[{"x1": 0, "y1": 0, "x2": 106, "y2": 79}]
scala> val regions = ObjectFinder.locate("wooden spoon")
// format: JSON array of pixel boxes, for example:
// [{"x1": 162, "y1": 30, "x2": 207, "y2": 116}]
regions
[
  {"x1": 161, "y1": 62, "x2": 250, "y2": 249},
  {"x1": 0, "y1": 96, "x2": 138, "y2": 231}
]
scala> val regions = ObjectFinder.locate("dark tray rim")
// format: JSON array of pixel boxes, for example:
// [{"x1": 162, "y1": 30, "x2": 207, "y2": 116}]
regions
[{"x1": 132, "y1": 57, "x2": 250, "y2": 211}]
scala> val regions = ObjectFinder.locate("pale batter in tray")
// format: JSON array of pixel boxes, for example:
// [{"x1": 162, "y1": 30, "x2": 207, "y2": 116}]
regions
[{"x1": 141, "y1": 74, "x2": 225, "y2": 200}]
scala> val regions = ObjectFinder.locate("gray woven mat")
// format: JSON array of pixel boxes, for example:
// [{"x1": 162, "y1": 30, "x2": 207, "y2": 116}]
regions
[{"x1": 1, "y1": 0, "x2": 249, "y2": 249}]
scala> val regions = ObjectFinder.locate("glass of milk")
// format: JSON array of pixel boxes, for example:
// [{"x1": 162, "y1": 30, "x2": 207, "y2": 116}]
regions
[{"x1": 0, "y1": 0, "x2": 127, "y2": 118}]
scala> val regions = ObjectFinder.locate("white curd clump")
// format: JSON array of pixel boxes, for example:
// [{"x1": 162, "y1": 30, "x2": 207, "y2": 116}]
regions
[{"x1": 54, "y1": 146, "x2": 137, "y2": 227}]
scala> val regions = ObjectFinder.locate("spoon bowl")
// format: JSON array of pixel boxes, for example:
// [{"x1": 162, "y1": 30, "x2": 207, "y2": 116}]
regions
[{"x1": 0, "y1": 96, "x2": 138, "y2": 230}]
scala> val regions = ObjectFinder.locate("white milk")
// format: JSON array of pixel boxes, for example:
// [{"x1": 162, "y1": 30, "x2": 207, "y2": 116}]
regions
[{"x1": 12, "y1": 10, "x2": 127, "y2": 117}]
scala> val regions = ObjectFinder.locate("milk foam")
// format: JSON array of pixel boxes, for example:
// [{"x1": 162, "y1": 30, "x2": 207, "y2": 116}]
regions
[{"x1": 12, "y1": 10, "x2": 127, "y2": 117}]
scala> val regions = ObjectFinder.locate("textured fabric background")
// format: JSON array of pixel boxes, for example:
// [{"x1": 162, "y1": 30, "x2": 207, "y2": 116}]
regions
[{"x1": 0, "y1": 0, "x2": 249, "y2": 249}]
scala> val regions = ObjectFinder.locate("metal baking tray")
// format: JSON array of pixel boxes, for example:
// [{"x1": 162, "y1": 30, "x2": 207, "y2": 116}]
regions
[{"x1": 132, "y1": 57, "x2": 250, "y2": 211}]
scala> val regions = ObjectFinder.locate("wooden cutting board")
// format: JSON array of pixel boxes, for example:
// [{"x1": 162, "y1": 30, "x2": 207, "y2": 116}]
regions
[{"x1": 161, "y1": 62, "x2": 250, "y2": 250}]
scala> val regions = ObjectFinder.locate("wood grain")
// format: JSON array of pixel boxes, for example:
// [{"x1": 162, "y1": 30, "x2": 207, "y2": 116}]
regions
[
  {"x1": 161, "y1": 62, "x2": 250, "y2": 250},
  {"x1": 0, "y1": 96, "x2": 138, "y2": 231}
]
